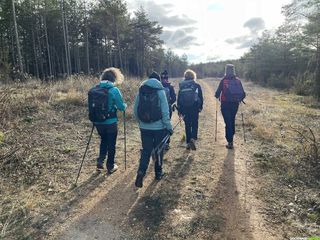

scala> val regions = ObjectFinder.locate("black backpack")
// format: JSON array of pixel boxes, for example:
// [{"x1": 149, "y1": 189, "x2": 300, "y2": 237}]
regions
[
  {"x1": 178, "y1": 81, "x2": 198, "y2": 108},
  {"x1": 88, "y1": 85, "x2": 115, "y2": 122},
  {"x1": 137, "y1": 85, "x2": 162, "y2": 123}
]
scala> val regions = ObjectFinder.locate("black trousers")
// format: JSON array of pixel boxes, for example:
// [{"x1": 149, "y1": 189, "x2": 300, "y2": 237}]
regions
[
  {"x1": 138, "y1": 129, "x2": 167, "y2": 176},
  {"x1": 95, "y1": 123, "x2": 118, "y2": 171},
  {"x1": 183, "y1": 112, "x2": 199, "y2": 143},
  {"x1": 221, "y1": 102, "x2": 239, "y2": 143}
]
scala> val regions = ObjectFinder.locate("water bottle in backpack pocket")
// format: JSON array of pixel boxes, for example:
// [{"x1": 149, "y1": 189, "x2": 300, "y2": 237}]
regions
[
  {"x1": 88, "y1": 86, "x2": 115, "y2": 122},
  {"x1": 137, "y1": 85, "x2": 162, "y2": 123}
]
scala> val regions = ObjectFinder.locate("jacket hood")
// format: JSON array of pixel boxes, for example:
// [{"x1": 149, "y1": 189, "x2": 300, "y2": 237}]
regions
[
  {"x1": 99, "y1": 80, "x2": 114, "y2": 88},
  {"x1": 142, "y1": 78, "x2": 164, "y2": 89}
]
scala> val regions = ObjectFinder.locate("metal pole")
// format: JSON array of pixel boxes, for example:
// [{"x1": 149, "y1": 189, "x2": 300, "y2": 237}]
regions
[
  {"x1": 123, "y1": 111, "x2": 127, "y2": 170},
  {"x1": 215, "y1": 99, "x2": 218, "y2": 142},
  {"x1": 75, "y1": 124, "x2": 95, "y2": 186},
  {"x1": 241, "y1": 111, "x2": 246, "y2": 143}
]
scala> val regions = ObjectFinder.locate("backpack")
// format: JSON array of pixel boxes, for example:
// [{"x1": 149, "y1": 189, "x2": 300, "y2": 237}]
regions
[
  {"x1": 223, "y1": 78, "x2": 245, "y2": 102},
  {"x1": 178, "y1": 81, "x2": 198, "y2": 108},
  {"x1": 137, "y1": 85, "x2": 162, "y2": 123},
  {"x1": 88, "y1": 85, "x2": 115, "y2": 122},
  {"x1": 164, "y1": 86, "x2": 171, "y2": 103}
]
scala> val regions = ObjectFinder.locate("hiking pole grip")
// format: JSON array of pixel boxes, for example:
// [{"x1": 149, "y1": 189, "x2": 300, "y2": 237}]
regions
[
  {"x1": 123, "y1": 111, "x2": 127, "y2": 170},
  {"x1": 75, "y1": 124, "x2": 95, "y2": 186}
]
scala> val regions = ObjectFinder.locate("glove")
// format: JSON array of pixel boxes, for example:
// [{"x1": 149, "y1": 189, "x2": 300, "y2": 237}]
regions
[{"x1": 167, "y1": 129, "x2": 174, "y2": 136}]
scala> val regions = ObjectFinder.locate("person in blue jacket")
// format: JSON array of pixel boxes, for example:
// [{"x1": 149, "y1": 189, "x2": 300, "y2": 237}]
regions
[
  {"x1": 134, "y1": 71, "x2": 173, "y2": 188},
  {"x1": 95, "y1": 67, "x2": 127, "y2": 174}
]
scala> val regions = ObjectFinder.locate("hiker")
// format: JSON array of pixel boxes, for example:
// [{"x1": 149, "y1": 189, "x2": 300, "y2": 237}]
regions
[
  {"x1": 160, "y1": 70, "x2": 176, "y2": 150},
  {"x1": 177, "y1": 69, "x2": 203, "y2": 150},
  {"x1": 134, "y1": 71, "x2": 173, "y2": 188},
  {"x1": 215, "y1": 64, "x2": 246, "y2": 149},
  {"x1": 88, "y1": 67, "x2": 127, "y2": 174}
]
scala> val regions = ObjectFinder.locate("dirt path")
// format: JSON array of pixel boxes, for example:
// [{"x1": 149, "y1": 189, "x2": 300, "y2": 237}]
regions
[{"x1": 49, "y1": 79, "x2": 282, "y2": 240}]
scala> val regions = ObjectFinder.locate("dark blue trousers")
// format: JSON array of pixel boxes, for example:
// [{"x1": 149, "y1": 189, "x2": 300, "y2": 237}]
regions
[
  {"x1": 183, "y1": 111, "x2": 199, "y2": 143},
  {"x1": 96, "y1": 123, "x2": 117, "y2": 171},
  {"x1": 221, "y1": 102, "x2": 239, "y2": 143},
  {"x1": 138, "y1": 129, "x2": 167, "y2": 176}
]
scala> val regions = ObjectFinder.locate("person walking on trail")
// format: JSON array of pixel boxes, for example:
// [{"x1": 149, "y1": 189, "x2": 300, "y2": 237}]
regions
[
  {"x1": 215, "y1": 64, "x2": 246, "y2": 149},
  {"x1": 90, "y1": 67, "x2": 127, "y2": 174},
  {"x1": 177, "y1": 69, "x2": 203, "y2": 151},
  {"x1": 160, "y1": 70, "x2": 176, "y2": 150},
  {"x1": 134, "y1": 71, "x2": 173, "y2": 188}
]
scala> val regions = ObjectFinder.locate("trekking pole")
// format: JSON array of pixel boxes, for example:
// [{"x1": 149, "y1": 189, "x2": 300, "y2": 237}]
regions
[
  {"x1": 74, "y1": 124, "x2": 95, "y2": 186},
  {"x1": 123, "y1": 111, "x2": 127, "y2": 170},
  {"x1": 152, "y1": 118, "x2": 183, "y2": 166},
  {"x1": 241, "y1": 104, "x2": 246, "y2": 142},
  {"x1": 215, "y1": 99, "x2": 218, "y2": 142}
]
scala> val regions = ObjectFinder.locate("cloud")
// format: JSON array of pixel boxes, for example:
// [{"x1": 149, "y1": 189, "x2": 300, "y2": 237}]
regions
[
  {"x1": 243, "y1": 17, "x2": 265, "y2": 34},
  {"x1": 225, "y1": 17, "x2": 265, "y2": 49},
  {"x1": 134, "y1": 1, "x2": 197, "y2": 27},
  {"x1": 161, "y1": 28, "x2": 200, "y2": 49}
]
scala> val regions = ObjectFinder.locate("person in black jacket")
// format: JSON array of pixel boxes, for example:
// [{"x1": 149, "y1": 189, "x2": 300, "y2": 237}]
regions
[
  {"x1": 178, "y1": 69, "x2": 203, "y2": 150},
  {"x1": 161, "y1": 70, "x2": 176, "y2": 150}
]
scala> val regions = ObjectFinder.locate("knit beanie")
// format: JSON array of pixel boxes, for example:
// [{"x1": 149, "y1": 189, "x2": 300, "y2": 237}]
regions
[
  {"x1": 225, "y1": 64, "x2": 236, "y2": 78},
  {"x1": 149, "y1": 71, "x2": 161, "y2": 81}
]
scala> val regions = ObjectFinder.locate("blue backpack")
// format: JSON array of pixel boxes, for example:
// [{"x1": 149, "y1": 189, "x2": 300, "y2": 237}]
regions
[{"x1": 223, "y1": 78, "x2": 245, "y2": 102}]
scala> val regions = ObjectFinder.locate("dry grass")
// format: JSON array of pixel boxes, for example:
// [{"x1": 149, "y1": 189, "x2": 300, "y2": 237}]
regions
[
  {"x1": 238, "y1": 82, "x2": 320, "y2": 233},
  {"x1": 0, "y1": 75, "x2": 141, "y2": 239}
]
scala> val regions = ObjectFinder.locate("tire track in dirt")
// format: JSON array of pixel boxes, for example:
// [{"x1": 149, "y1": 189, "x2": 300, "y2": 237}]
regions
[{"x1": 49, "y1": 78, "x2": 281, "y2": 240}]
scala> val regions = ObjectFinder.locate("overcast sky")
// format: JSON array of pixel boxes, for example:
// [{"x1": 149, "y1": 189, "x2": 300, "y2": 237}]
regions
[{"x1": 126, "y1": 0, "x2": 292, "y2": 63}]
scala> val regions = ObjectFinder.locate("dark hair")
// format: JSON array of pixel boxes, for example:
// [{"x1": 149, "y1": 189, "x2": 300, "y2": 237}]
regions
[
  {"x1": 100, "y1": 71, "x2": 116, "y2": 82},
  {"x1": 149, "y1": 71, "x2": 161, "y2": 81}
]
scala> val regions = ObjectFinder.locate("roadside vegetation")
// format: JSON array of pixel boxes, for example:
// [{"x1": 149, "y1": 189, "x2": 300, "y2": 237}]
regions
[
  {"x1": 239, "y1": 81, "x2": 320, "y2": 236},
  {"x1": 0, "y1": 75, "x2": 139, "y2": 239}
]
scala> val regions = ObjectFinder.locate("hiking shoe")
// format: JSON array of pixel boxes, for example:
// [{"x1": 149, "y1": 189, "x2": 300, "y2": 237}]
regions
[
  {"x1": 107, "y1": 164, "x2": 118, "y2": 174},
  {"x1": 135, "y1": 172, "x2": 144, "y2": 188},
  {"x1": 226, "y1": 142, "x2": 234, "y2": 149},
  {"x1": 186, "y1": 143, "x2": 191, "y2": 150},
  {"x1": 189, "y1": 138, "x2": 196, "y2": 150},
  {"x1": 164, "y1": 143, "x2": 170, "y2": 151},
  {"x1": 155, "y1": 172, "x2": 165, "y2": 180},
  {"x1": 96, "y1": 164, "x2": 104, "y2": 172}
]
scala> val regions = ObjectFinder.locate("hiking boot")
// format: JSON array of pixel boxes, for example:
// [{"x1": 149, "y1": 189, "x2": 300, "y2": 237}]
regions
[
  {"x1": 155, "y1": 172, "x2": 165, "y2": 180},
  {"x1": 164, "y1": 143, "x2": 170, "y2": 151},
  {"x1": 135, "y1": 172, "x2": 144, "y2": 188},
  {"x1": 226, "y1": 142, "x2": 234, "y2": 149},
  {"x1": 96, "y1": 164, "x2": 104, "y2": 172},
  {"x1": 107, "y1": 164, "x2": 118, "y2": 174},
  {"x1": 186, "y1": 143, "x2": 191, "y2": 150},
  {"x1": 189, "y1": 138, "x2": 196, "y2": 150}
]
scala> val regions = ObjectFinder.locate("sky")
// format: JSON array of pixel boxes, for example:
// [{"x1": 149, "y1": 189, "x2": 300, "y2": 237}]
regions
[{"x1": 126, "y1": 0, "x2": 292, "y2": 64}]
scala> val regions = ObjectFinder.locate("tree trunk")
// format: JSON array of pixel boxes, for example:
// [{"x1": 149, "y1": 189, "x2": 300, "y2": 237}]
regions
[
  {"x1": 43, "y1": 17, "x2": 52, "y2": 78},
  {"x1": 12, "y1": 0, "x2": 23, "y2": 74},
  {"x1": 61, "y1": 0, "x2": 70, "y2": 76},
  {"x1": 31, "y1": 29, "x2": 39, "y2": 79}
]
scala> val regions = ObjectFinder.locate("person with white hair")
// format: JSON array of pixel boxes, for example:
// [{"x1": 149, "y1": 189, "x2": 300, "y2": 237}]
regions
[
  {"x1": 215, "y1": 64, "x2": 246, "y2": 149},
  {"x1": 177, "y1": 69, "x2": 203, "y2": 150},
  {"x1": 94, "y1": 67, "x2": 127, "y2": 174}
]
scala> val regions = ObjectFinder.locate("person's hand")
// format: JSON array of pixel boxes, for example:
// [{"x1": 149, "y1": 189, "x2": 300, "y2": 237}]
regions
[{"x1": 167, "y1": 129, "x2": 174, "y2": 136}]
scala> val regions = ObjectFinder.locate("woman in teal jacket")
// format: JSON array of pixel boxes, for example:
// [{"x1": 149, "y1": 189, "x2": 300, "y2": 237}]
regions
[
  {"x1": 133, "y1": 72, "x2": 173, "y2": 188},
  {"x1": 95, "y1": 68, "x2": 127, "y2": 174}
]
